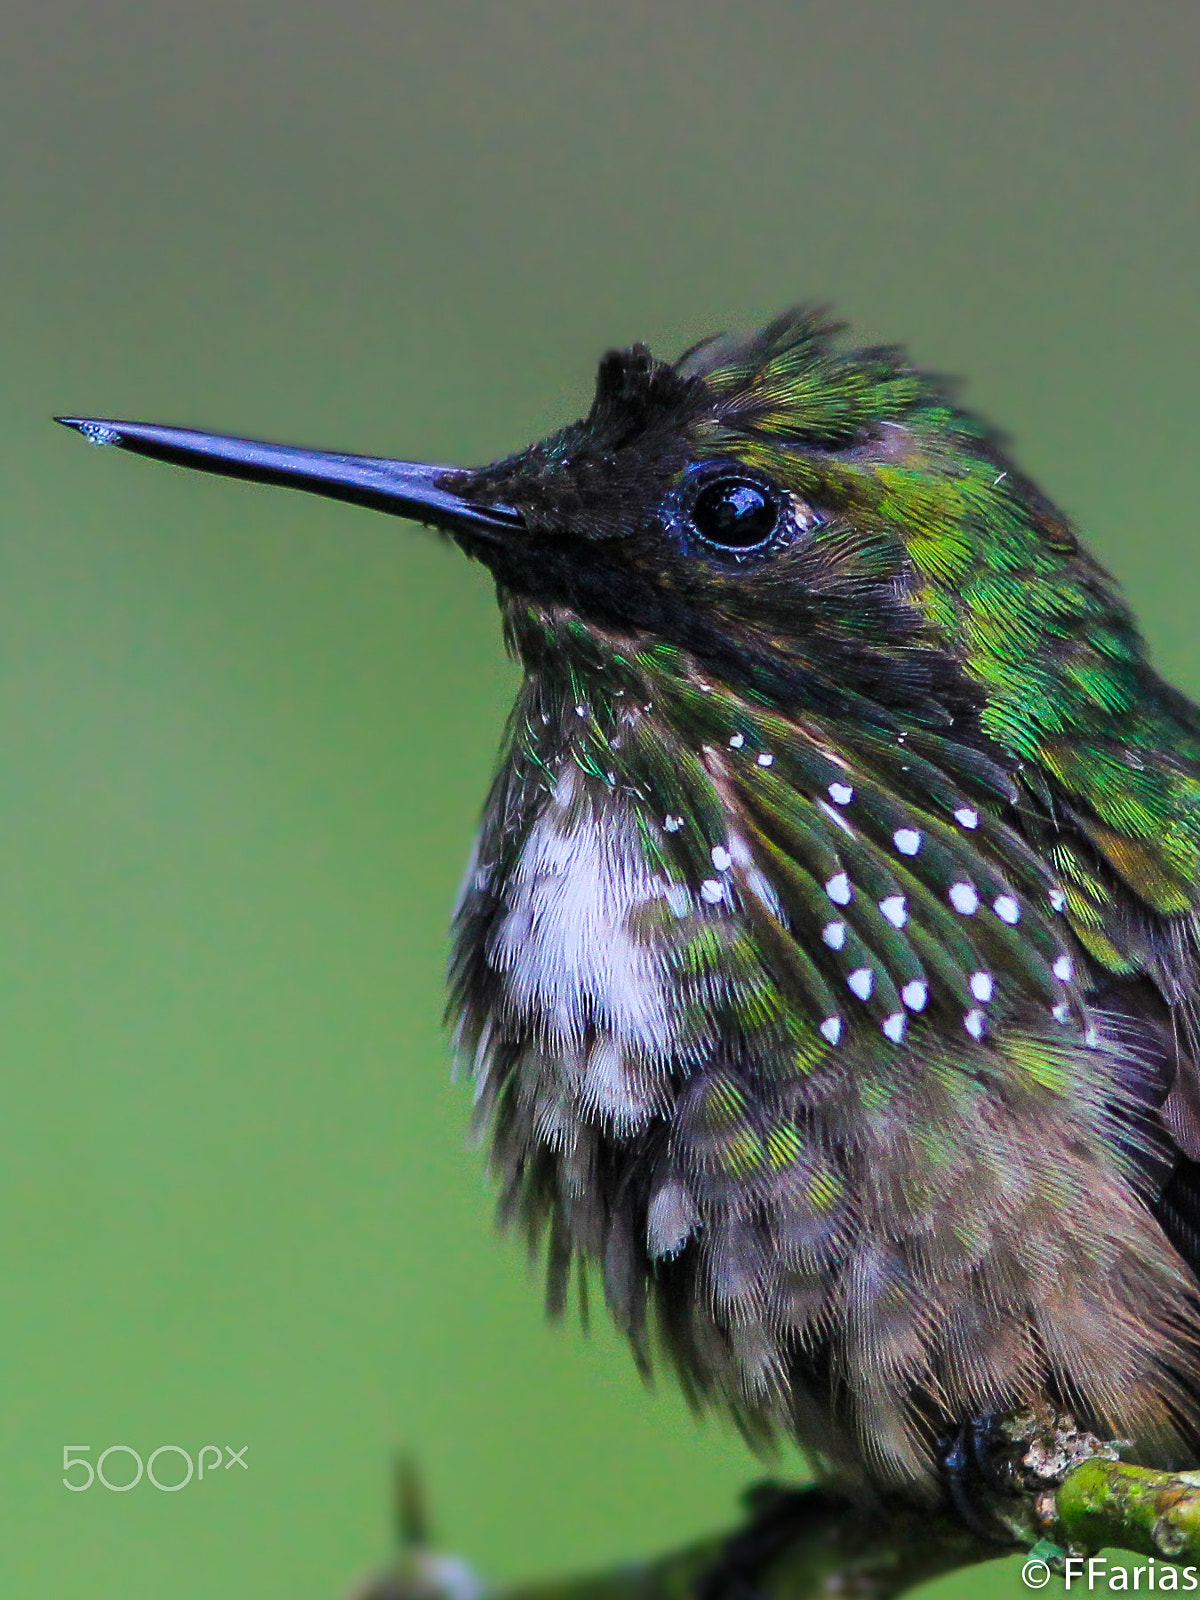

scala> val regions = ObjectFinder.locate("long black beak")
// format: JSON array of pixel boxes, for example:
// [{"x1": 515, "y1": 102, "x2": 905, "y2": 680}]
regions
[{"x1": 55, "y1": 417, "x2": 523, "y2": 541}]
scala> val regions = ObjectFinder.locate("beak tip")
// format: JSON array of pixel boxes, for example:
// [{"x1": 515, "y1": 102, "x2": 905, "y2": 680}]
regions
[
  {"x1": 52, "y1": 416, "x2": 521, "y2": 540},
  {"x1": 56, "y1": 417, "x2": 124, "y2": 446}
]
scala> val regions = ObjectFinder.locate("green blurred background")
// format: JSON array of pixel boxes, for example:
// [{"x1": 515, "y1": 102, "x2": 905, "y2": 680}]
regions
[{"x1": 1, "y1": 1, "x2": 1196, "y2": 1593}]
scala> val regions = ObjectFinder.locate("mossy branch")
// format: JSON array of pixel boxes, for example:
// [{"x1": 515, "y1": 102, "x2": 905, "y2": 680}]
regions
[{"x1": 349, "y1": 1421, "x2": 1200, "y2": 1600}]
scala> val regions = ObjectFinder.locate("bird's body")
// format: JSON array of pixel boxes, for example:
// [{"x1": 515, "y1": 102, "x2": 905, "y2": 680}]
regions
[{"x1": 61, "y1": 309, "x2": 1200, "y2": 1500}]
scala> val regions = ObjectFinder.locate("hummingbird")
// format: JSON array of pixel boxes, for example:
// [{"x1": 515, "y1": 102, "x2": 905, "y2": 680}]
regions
[{"x1": 58, "y1": 309, "x2": 1200, "y2": 1506}]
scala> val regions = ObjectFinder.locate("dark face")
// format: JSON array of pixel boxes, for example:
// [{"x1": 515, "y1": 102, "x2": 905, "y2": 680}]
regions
[
  {"x1": 54, "y1": 319, "x2": 986, "y2": 726},
  {"x1": 428, "y1": 345, "x2": 949, "y2": 724},
  {"x1": 446, "y1": 443, "x2": 824, "y2": 633}
]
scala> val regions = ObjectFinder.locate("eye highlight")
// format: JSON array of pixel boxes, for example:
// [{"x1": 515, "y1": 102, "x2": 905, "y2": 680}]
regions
[
  {"x1": 669, "y1": 463, "x2": 824, "y2": 561},
  {"x1": 690, "y1": 476, "x2": 781, "y2": 551}
]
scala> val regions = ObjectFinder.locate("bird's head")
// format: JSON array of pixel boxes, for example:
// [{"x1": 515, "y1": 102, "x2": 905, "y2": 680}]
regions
[{"x1": 60, "y1": 309, "x2": 1123, "y2": 754}]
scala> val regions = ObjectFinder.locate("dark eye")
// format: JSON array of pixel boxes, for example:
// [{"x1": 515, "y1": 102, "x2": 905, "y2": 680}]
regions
[{"x1": 690, "y1": 477, "x2": 781, "y2": 550}]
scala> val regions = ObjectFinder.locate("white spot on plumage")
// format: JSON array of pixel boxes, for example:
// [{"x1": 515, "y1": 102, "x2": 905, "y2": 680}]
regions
[
  {"x1": 828, "y1": 782, "x2": 854, "y2": 805},
  {"x1": 729, "y1": 732, "x2": 745, "y2": 748},
  {"x1": 954, "y1": 807, "x2": 979, "y2": 829},
  {"x1": 1053, "y1": 954, "x2": 1074, "y2": 982},
  {"x1": 878, "y1": 894, "x2": 907, "y2": 927},
  {"x1": 847, "y1": 967, "x2": 874, "y2": 1000},
  {"x1": 575, "y1": 703, "x2": 589, "y2": 717},
  {"x1": 825, "y1": 872, "x2": 852, "y2": 905},
  {"x1": 949, "y1": 882, "x2": 979, "y2": 914},
  {"x1": 964, "y1": 1009, "x2": 986, "y2": 1039},
  {"x1": 700, "y1": 878, "x2": 724, "y2": 903},
  {"x1": 994, "y1": 895, "x2": 1021, "y2": 924},
  {"x1": 1049, "y1": 888, "x2": 1066, "y2": 912},
  {"x1": 901, "y1": 979, "x2": 927, "y2": 1012},
  {"x1": 756, "y1": 752, "x2": 774, "y2": 767},
  {"x1": 970, "y1": 971, "x2": 994, "y2": 1003},
  {"x1": 710, "y1": 845, "x2": 732, "y2": 871},
  {"x1": 663, "y1": 815, "x2": 683, "y2": 832},
  {"x1": 893, "y1": 828, "x2": 922, "y2": 855},
  {"x1": 820, "y1": 1016, "x2": 843, "y2": 1045},
  {"x1": 1052, "y1": 1003, "x2": 1070, "y2": 1023},
  {"x1": 822, "y1": 921, "x2": 846, "y2": 949},
  {"x1": 882, "y1": 1012, "x2": 906, "y2": 1043}
]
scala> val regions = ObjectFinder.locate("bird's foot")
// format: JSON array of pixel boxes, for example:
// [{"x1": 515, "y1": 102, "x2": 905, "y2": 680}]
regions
[{"x1": 940, "y1": 1414, "x2": 1021, "y2": 1545}]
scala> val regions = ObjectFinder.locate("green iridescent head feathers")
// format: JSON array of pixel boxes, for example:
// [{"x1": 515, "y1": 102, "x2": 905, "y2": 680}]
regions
[{"x1": 457, "y1": 308, "x2": 1200, "y2": 967}]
